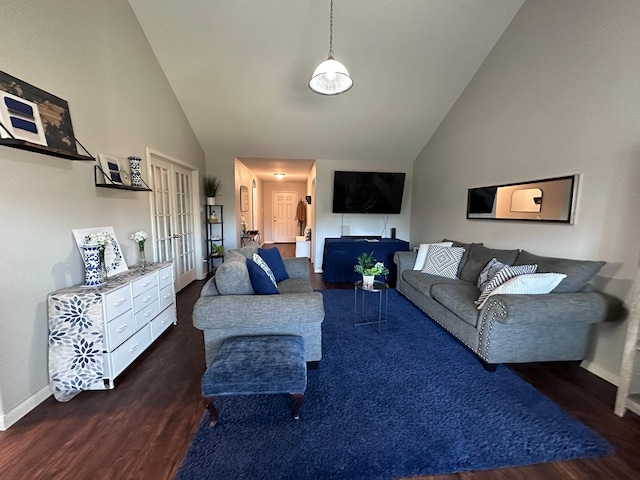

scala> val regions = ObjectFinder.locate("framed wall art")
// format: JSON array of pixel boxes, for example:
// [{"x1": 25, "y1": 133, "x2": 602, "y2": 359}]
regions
[
  {"x1": 98, "y1": 154, "x2": 125, "y2": 185},
  {"x1": 0, "y1": 70, "x2": 81, "y2": 156}
]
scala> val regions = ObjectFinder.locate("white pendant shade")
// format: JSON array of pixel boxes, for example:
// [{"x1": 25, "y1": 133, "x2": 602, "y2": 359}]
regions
[{"x1": 309, "y1": 57, "x2": 353, "y2": 95}]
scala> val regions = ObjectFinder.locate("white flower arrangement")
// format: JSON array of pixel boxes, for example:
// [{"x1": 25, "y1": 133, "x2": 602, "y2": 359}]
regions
[
  {"x1": 84, "y1": 232, "x2": 112, "y2": 247},
  {"x1": 240, "y1": 216, "x2": 247, "y2": 233},
  {"x1": 130, "y1": 231, "x2": 148, "y2": 245}
]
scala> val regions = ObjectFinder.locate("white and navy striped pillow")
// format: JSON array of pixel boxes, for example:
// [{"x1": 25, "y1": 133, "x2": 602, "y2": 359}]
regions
[
  {"x1": 474, "y1": 263, "x2": 537, "y2": 306},
  {"x1": 476, "y1": 273, "x2": 566, "y2": 309}
]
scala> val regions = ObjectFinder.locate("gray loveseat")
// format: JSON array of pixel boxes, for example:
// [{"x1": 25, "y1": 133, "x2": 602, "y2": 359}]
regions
[
  {"x1": 394, "y1": 241, "x2": 622, "y2": 368},
  {"x1": 193, "y1": 242, "x2": 325, "y2": 366}
]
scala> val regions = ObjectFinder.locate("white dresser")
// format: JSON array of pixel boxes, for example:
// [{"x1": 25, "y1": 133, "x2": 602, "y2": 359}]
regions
[{"x1": 48, "y1": 262, "x2": 176, "y2": 401}]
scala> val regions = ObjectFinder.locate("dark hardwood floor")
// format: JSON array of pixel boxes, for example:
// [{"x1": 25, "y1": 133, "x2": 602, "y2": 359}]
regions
[{"x1": 1, "y1": 243, "x2": 638, "y2": 479}]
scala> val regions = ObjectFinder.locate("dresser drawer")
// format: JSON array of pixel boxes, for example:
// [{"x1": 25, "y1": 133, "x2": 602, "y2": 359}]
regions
[
  {"x1": 132, "y1": 272, "x2": 158, "y2": 298},
  {"x1": 158, "y1": 265, "x2": 174, "y2": 289},
  {"x1": 135, "y1": 300, "x2": 160, "y2": 330},
  {"x1": 134, "y1": 287, "x2": 159, "y2": 313},
  {"x1": 110, "y1": 325, "x2": 151, "y2": 378},
  {"x1": 105, "y1": 309, "x2": 135, "y2": 351},
  {"x1": 104, "y1": 286, "x2": 132, "y2": 321},
  {"x1": 159, "y1": 284, "x2": 174, "y2": 311},
  {"x1": 151, "y1": 305, "x2": 176, "y2": 341}
]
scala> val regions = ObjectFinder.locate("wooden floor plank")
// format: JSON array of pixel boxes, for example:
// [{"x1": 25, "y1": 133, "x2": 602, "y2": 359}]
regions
[{"x1": 1, "y1": 243, "x2": 638, "y2": 479}]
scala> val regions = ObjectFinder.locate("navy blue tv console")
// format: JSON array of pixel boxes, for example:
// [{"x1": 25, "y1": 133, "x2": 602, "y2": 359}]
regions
[{"x1": 321, "y1": 237, "x2": 410, "y2": 284}]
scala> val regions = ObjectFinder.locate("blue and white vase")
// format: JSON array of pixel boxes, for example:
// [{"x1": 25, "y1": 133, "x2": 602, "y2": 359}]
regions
[
  {"x1": 128, "y1": 156, "x2": 143, "y2": 187},
  {"x1": 82, "y1": 244, "x2": 105, "y2": 287}
]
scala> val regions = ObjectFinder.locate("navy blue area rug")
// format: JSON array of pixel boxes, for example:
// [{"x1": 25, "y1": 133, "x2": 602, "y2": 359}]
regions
[{"x1": 177, "y1": 289, "x2": 612, "y2": 479}]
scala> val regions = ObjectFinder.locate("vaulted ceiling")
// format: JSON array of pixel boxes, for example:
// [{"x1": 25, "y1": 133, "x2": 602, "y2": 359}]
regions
[{"x1": 128, "y1": 0, "x2": 524, "y2": 177}]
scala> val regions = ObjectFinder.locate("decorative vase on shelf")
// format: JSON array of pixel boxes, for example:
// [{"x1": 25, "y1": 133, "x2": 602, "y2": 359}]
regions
[
  {"x1": 138, "y1": 242, "x2": 147, "y2": 269},
  {"x1": 128, "y1": 156, "x2": 143, "y2": 187},
  {"x1": 362, "y1": 274, "x2": 375, "y2": 290},
  {"x1": 82, "y1": 244, "x2": 105, "y2": 287}
]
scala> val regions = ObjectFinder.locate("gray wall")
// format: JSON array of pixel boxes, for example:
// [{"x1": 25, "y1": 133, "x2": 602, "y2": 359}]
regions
[
  {"x1": 0, "y1": 0, "x2": 204, "y2": 428},
  {"x1": 411, "y1": 0, "x2": 640, "y2": 382}
]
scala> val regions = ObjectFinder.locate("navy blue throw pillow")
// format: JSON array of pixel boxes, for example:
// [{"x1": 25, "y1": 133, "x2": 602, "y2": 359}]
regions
[
  {"x1": 258, "y1": 247, "x2": 289, "y2": 283},
  {"x1": 246, "y1": 259, "x2": 279, "y2": 295}
]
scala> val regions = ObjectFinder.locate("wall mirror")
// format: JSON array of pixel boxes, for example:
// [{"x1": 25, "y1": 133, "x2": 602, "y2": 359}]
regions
[
  {"x1": 240, "y1": 185, "x2": 249, "y2": 212},
  {"x1": 467, "y1": 175, "x2": 578, "y2": 223}
]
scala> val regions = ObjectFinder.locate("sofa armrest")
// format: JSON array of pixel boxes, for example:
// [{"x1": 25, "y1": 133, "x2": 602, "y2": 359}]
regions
[
  {"x1": 283, "y1": 257, "x2": 311, "y2": 279},
  {"x1": 394, "y1": 251, "x2": 417, "y2": 274},
  {"x1": 193, "y1": 291, "x2": 325, "y2": 329},
  {"x1": 480, "y1": 291, "x2": 620, "y2": 325}
]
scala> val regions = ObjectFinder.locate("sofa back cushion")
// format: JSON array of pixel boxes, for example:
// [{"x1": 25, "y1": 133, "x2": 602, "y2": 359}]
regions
[
  {"x1": 459, "y1": 244, "x2": 519, "y2": 284},
  {"x1": 442, "y1": 239, "x2": 482, "y2": 277},
  {"x1": 514, "y1": 250, "x2": 605, "y2": 293},
  {"x1": 215, "y1": 250, "x2": 255, "y2": 295}
]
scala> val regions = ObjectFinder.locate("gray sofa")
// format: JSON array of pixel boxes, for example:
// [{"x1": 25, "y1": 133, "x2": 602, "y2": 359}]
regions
[
  {"x1": 394, "y1": 241, "x2": 623, "y2": 368},
  {"x1": 193, "y1": 242, "x2": 325, "y2": 366}
]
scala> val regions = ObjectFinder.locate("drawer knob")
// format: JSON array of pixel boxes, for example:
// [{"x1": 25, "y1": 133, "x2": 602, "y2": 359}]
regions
[
  {"x1": 116, "y1": 324, "x2": 128, "y2": 333},
  {"x1": 130, "y1": 343, "x2": 139, "y2": 352},
  {"x1": 113, "y1": 299, "x2": 126, "y2": 307},
  {"x1": 143, "y1": 295, "x2": 152, "y2": 302}
]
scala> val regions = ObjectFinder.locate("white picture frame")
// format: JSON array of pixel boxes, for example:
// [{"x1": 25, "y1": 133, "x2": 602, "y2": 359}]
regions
[
  {"x1": 98, "y1": 154, "x2": 124, "y2": 185},
  {"x1": 72, "y1": 226, "x2": 128, "y2": 277},
  {"x1": 0, "y1": 91, "x2": 47, "y2": 146}
]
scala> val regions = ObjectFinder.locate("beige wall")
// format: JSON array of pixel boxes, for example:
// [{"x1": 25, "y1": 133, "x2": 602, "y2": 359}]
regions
[
  {"x1": 0, "y1": 0, "x2": 204, "y2": 428},
  {"x1": 411, "y1": 0, "x2": 640, "y2": 383}
]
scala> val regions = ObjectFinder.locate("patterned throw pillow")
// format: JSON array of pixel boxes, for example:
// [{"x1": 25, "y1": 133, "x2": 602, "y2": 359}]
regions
[
  {"x1": 421, "y1": 245, "x2": 465, "y2": 279},
  {"x1": 476, "y1": 273, "x2": 567, "y2": 309},
  {"x1": 477, "y1": 258, "x2": 507, "y2": 290},
  {"x1": 252, "y1": 253, "x2": 277, "y2": 287},
  {"x1": 475, "y1": 263, "x2": 538, "y2": 306},
  {"x1": 412, "y1": 241, "x2": 453, "y2": 270}
]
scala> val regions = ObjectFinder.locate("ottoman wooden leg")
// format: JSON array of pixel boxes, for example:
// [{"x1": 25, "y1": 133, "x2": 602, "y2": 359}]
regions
[
  {"x1": 204, "y1": 396, "x2": 219, "y2": 428},
  {"x1": 291, "y1": 393, "x2": 305, "y2": 420}
]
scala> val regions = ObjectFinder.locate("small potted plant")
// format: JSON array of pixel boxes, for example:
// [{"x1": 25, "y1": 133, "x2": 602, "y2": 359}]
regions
[
  {"x1": 211, "y1": 244, "x2": 225, "y2": 257},
  {"x1": 354, "y1": 251, "x2": 389, "y2": 289},
  {"x1": 203, "y1": 175, "x2": 222, "y2": 205}
]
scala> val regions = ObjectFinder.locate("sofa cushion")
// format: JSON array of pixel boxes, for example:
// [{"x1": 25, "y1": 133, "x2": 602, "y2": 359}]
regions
[
  {"x1": 233, "y1": 242, "x2": 259, "y2": 259},
  {"x1": 442, "y1": 239, "x2": 483, "y2": 276},
  {"x1": 413, "y1": 241, "x2": 453, "y2": 270},
  {"x1": 475, "y1": 263, "x2": 538, "y2": 306},
  {"x1": 476, "y1": 273, "x2": 567, "y2": 309},
  {"x1": 514, "y1": 250, "x2": 605, "y2": 293},
  {"x1": 421, "y1": 245, "x2": 465, "y2": 279},
  {"x1": 277, "y1": 277, "x2": 313, "y2": 294},
  {"x1": 477, "y1": 258, "x2": 506, "y2": 290},
  {"x1": 201, "y1": 277, "x2": 220, "y2": 296},
  {"x1": 402, "y1": 270, "x2": 467, "y2": 299},
  {"x1": 246, "y1": 258, "x2": 279, "y2": 295},
  {"x1": 459, "y1": 244, "x2": 519, "y2": 284},
  {"x1": 259, "y1": 247, "x2": 289, "y2": 283},
  {"x1": 431, "y1": 284, "x2": 481, "y2": 327},
  {"x1": 252, "y1": 253, "x2": 277, "y2": 286},
  {"x1": 215, "y1": 251, "x2": 255, "y2": 295}
]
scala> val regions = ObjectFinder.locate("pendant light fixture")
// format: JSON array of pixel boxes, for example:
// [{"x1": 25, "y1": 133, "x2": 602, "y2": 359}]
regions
[{"x1": 309, "y1": 0, "x2": 353, "y2": 95}]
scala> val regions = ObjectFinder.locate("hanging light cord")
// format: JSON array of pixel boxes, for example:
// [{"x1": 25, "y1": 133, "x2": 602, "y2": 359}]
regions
[{"x1": 328, "y1": 0, "x2": 334, "y2": 58}]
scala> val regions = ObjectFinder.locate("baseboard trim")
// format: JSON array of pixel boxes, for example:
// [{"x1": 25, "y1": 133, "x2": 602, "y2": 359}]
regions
[
  {"x1": 581, "y1": 359, "x2": 620, "y2": 387},
  {"x1": 0, "y1": 385, "x2": 51, "y2": 430}
]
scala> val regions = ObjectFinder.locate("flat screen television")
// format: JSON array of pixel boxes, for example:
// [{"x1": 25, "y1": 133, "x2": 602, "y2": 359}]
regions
[{"x1": 332, "y1": 171, "x2": 406, "y2": 214}]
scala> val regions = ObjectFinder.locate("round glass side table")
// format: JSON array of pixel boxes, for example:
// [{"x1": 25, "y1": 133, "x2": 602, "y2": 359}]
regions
[{"x1": 354, "y1": 280, "x2": 389, "y2": 332}]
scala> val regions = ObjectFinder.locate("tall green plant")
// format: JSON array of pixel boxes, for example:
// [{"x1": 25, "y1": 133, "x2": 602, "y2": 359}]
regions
[{"x1": 203, "y1": 175, "x2": 222, "y2": 197}]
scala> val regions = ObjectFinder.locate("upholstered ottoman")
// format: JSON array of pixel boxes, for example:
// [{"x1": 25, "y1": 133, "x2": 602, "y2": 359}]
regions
[{"x1": 201, "y1": 335, "x2": 307, "y2": 427}]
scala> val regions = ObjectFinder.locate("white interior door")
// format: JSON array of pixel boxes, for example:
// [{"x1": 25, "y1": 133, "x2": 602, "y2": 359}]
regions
[
  {"x1": 148, "y1": 153, "x2": 199, "y2": 291},
  {"x1": 272, "y1": 191, "x2": 297, "y2": 242}
]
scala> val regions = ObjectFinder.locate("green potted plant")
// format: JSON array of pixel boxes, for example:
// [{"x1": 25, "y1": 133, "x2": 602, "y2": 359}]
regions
[
  {"x1": 211, "y1": 244, "x2": 225, "y2": 257},
  {"x1": 354, "y1": 251, "x2": 389, "y2": 289},
  {"x1": 203, "y1": 175, "x2": 222, "y2": 205}
]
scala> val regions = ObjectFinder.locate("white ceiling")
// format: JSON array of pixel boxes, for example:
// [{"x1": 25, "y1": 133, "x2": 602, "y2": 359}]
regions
[{"x1": 128, "y1": 0, "x2": 524, "y2": 179}]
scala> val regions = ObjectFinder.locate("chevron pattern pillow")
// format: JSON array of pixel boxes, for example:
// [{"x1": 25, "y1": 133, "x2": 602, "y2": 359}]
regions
[
  {"x1": 475, "y1": 263, "x2": 538, "y2": 307},
  {"x1": 421, "y1": 245, "x2": 465, "y2": 279}
]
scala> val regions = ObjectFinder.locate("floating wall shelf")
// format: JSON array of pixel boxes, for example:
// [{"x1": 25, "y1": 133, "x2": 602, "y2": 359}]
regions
[{"x1": 0, "y1": 138, "x2": 94, "y2": 161}]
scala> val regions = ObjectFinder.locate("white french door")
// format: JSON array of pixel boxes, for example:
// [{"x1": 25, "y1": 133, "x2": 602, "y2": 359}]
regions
[
  {"x1": 272, "y1": 191, "x2": 297, "y2": 243},
  {"x1": 148, "y1": 152, "x2": 199, "y2": 291}
]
